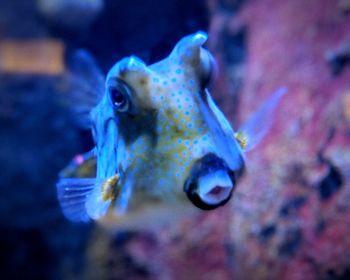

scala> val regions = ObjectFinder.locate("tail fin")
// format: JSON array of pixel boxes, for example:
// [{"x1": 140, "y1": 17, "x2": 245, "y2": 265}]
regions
[{"x1": 236, "y1": 88, "x2": 287, "y2": 152}]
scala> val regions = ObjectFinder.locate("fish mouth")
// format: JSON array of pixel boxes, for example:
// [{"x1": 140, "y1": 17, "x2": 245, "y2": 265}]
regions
[{"x1": 184, "y1": 153, "x2": 235, "y2": 210}]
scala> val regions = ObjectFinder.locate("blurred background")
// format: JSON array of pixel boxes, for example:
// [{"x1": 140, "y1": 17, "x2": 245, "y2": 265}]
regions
[{"x1": 0, "y1": 0, "x2": 350, "y2": 279}]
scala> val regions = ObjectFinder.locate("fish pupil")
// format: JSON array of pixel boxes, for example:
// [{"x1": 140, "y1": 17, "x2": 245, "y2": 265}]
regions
[{"x1": 111, "y1": 88, "x2": 125, "y2": 107}]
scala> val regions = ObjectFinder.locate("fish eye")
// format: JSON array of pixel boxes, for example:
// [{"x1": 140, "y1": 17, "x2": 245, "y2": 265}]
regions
[
  {"x1": 110, "y1": 88, "x2": 126, "y2": 108},
  {"x1": 108, "y1": 81, "x2": 131, "y2": 113}
]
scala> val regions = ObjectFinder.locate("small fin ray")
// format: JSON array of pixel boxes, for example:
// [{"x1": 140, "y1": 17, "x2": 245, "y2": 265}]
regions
[
  {"x1": 64, "y1": 49, "x2": 105, "y2": 129},
  {"x1": 238, "y1": 87, "x2": 287, "y2": 151},
  {"x1": 56, "y1": 178, "x2": 95, "y2": 223}
]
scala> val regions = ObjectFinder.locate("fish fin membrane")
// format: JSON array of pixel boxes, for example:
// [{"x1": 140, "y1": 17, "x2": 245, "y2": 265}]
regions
[
  {"x1": 238, "y1": 87, "x2": 287, "y2": 152},
  {"x1": 56, "y1": 178, "x2": 96, "y2": 223},
  {"x1": 59, "y1": 149, "x2": 97, "y2": 178},
  {"x1": 114, "y1": 173, "x2": 134, "y2": 215},
  {"x1": 202, "y1": 89, "x2": 244, "y2": 171},
  {"x1": 64, "y1": 49, "x2": 105, "y2": 129},
  {"x1": 85, "y1": 180, "x2": 113, "y2": 220}
]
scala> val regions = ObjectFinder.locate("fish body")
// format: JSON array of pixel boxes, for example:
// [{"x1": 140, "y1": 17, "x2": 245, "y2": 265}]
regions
[{"x1": 57, "y1": 32, "x2": 286, "y2": 228}]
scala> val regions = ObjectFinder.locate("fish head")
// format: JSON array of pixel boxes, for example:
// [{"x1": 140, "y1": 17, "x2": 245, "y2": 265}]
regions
[{"x1": 94, "y1": 31, "x2": 245, "y2": 212}]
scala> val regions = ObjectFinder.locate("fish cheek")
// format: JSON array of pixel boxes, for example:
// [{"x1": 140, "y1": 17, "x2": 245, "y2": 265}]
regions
[
  {"x1": 111, "y1": 71, "x2": 159, "y2": 144},
  {"x1": 118, "y1": 71, "x2": 150, "y2": 94},
  {"x1": 117, "y1": 109, "x2": 158, "y2": 147},
  {"x1": 138, "y1": 77, "x2": 149, "y2": 88}
]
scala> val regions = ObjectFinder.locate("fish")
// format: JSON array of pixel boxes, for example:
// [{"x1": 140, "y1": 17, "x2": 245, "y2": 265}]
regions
[{"x1": 57, "y1": 31, "x2": 286, "y2": 228}]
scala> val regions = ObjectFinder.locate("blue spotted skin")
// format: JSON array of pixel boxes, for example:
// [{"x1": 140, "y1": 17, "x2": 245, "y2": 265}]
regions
[{"x1": 83, "y1": 31, "x2": 246, "y2": 221}]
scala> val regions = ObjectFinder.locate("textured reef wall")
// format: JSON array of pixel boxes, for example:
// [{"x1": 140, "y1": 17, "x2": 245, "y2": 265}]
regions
[{"x1": 210, "y1": 0, "x2": 350, "y2": 279}]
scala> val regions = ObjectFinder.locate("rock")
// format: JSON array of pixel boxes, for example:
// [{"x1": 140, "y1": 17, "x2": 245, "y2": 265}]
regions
[{"x1": 36, "y1": 0, "x2": 104, "y2": 31}]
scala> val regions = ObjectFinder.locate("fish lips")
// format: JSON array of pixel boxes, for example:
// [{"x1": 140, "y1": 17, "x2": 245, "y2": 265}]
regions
[{"x1": 184, "y1": 153, "x2": 236, "y2": 210}]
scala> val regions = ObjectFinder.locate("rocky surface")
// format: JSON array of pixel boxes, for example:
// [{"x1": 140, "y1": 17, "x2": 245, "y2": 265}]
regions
[{"x1": 210, "y1": 0, "x2": 350, "y2": 279}]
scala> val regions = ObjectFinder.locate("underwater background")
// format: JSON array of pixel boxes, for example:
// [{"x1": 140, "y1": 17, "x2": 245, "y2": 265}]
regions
[{"x1": 1, "y1": 0, "x2": 350, "y2": 279}]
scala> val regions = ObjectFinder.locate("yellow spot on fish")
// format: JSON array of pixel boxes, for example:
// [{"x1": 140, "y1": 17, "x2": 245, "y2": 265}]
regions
[
  {"x1": 234, "y1": 131, "x2": 248, "y2": 149},
  {"x1": 101, "y1": 174, "x2": 120, "y2": 201}
]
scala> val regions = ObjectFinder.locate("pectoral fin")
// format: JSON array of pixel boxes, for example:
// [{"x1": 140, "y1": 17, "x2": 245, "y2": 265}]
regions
[
  {"x1": 59, "y1": 149, "x2": 96, "y2": 178},
  {"x1": 56, "y1": 174, "x2": 120, "y2": 222},
  {"x1": 56, "y1": 178, "x2": 95, "y2": 222},
  {"x1": 236, "y1": 88, "x2": 287, "y2": 151},
  {"x1": 85, "y1": 174, "x2": 121, "y2": 220}
]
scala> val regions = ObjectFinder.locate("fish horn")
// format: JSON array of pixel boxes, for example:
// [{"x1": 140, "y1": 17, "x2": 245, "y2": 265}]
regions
[{"x1": 171, "y1": 31, "x2": 208, "y2": 63}]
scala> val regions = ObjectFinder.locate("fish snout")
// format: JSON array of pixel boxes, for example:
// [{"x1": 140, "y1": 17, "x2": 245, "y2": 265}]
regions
[{"x1": 184, "y1": 154, "x2": 235, "y2": 210}]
